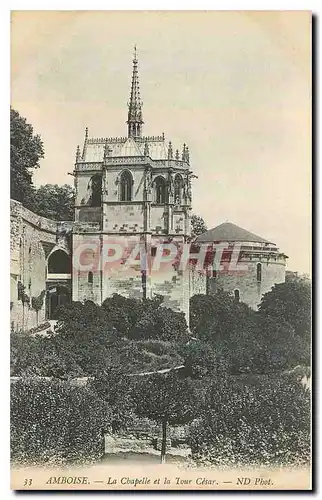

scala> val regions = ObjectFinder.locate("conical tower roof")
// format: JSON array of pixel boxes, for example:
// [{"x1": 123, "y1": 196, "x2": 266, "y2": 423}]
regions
[{"x1": 196, "y1": 222, "x2": 272, "y2": 244}]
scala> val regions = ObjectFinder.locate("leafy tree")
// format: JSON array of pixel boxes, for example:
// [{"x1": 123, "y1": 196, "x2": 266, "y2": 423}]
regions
[
  {"x1": 258, "y1": 276, "x2": 311, "y2": 339},
  {"x1": 91, "y1": 369, "x2": 136, "y2": 433},
  {"x1": 189, "y1": 291, "x2": 309, "y2": 374},
  {"x1": 190, "y1": 291, "x2": 258, "y2": 343},
  {"x1": 33, "y1": 184, "x2": 75, "y2": 221},
  {"x1": 191, "y1": 214, "x2": 207, "y2": 236},
  {"x1": 129, "y1": 301, "x2": 188, "y2": 342},
  {"x1": 102, "y1": 294, "x2": 189, "y2": 342},
  {"x1": 133, "y1": 371, "x2": 204, "y2": 463},
  {"x1": 178, "y1": 339, "x2": 219, "y2": 378},
  {"x1": 10, "y1": 108, "x2": 44, "y2": 206}
]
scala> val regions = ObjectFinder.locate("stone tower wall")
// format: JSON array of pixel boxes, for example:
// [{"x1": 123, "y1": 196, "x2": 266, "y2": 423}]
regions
[
  {"x1": 207, "y1": 257, "x2": 286, "y2": 310},
  {"x1": 10, "y1": 201, "x2": 59, "y2": 331}
]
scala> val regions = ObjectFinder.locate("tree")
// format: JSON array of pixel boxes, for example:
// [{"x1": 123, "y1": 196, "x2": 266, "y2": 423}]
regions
[
  {"x1": 179, "y1": 339, "x2": 219, "y2": 378},
  {"x1": 10, "y1": 108, "x2": 44, "y2": 206},
  {"x1": 91, "y1": 370, "x2": 136, "y2": 433},
  {"x1": 189, "y1": 291, "x2": 308, "y2": 374},
  {"x1": 102, "y1": 294, "x2": 189, "y2": 343},
  {"x1": 133, "y1": 371, "x2": 204, "y2": 463},
  {"x1": 129, "y1": 300, "x2": 188, "y2": 342},
  {"x1": 191, "y1": 214, "x2": 207, "y2": 236},
  {"x1": 258, "y1": 275, "x2": 311, "y2": 339},
  {"x1": 33, "y1": 184, "x2": 75, "y2": 221},
  {"x1": 190, "y1": 291, "x2": 258, "y2": 343}
]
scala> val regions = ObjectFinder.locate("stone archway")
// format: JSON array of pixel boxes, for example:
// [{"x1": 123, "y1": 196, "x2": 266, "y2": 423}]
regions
[{"x1": 46, "y1": 284, "x2": 71, "y2": 320}]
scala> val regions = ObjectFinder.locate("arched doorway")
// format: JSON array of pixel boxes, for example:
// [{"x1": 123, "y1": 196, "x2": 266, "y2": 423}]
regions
[{"x1": 46, "y1": 284, "x2": 71, "y2": 319}]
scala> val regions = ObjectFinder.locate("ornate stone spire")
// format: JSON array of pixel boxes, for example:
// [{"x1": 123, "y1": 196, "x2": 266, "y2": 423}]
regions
[
  {"x1": 175, "y1": 149, "x2": 180, "y2": 161},
  {"x1": 186, "y1": 146, "x2": 190, "y2": 164},
  {"x1": 182, "y1": 144, "x2": 190, "y2": 163},
  {"x1": 127, "y1": 45, "x2": 144, "y2": 138},
  {"x1": 182, "y1": 143, "x2": 186, "y2": 161},
  {"x1": 168, "y1": 141, "x2": 173, "y2": 160},
  {"x1": 75, "y1": 145, "x2": 81, "y2": 163}
]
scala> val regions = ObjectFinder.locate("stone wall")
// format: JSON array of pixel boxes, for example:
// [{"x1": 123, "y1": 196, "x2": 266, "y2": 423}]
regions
[
  {"x1": 10, "y1": 200, "x2": 70, "y2": 331},
  {"x1": 207, "y1": 257, "x2": 286, "y2": 310}
]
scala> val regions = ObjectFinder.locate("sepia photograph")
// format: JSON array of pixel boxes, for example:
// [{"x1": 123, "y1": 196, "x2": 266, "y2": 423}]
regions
[{"x1": 10, "y1": 10, "x2": 311, "y2": 490}]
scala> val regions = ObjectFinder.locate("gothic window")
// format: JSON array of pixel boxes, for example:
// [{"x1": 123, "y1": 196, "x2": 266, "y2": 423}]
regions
[
  {"x1": 89, "y1": 174, "x2": 102, "y2": 207},
  {"x1": 257, "y1": 262, "x2": 262, "y2": 282},
  {"x1": 88, "y1": 271, "x2": 93, "y2": 284},
  {"x1": 174, "y1": 174, "x2": 183, "y2": 204},
  {"x1": 234, "y1": 289, "x2": 240, "y2": 301},
  {"x1": 155, "y1": 176, "x2": 167, "y2": 204},
  {"x1": 120, "y1": 170, "x2": 133, "y2": 201}
]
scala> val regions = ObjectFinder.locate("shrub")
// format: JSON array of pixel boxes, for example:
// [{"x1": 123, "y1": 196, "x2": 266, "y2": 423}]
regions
[
  {"x1": 189, "y1": 375, "x2": 310, "y2": 468},
  {"x1": 11, "y1": 378, "x2": 111, "y2": 466}
]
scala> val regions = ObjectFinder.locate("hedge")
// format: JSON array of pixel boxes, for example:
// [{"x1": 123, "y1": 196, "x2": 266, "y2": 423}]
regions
[{"x1": 11, "y1": 378, "x2": 111, "y2": 466}]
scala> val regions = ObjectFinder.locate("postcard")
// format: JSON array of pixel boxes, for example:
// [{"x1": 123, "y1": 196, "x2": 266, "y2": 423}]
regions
[{"x1": 10, "y1": 10, "x2": 312, "y2": 491}]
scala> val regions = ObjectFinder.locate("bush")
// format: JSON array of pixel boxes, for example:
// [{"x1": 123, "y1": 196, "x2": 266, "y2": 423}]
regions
[
  {"x1": 189, "y1": 375, "x2": 310, "y2": 468},
  {"x1": 11, "y1": 378, "x2": 111, "y2": 466}
]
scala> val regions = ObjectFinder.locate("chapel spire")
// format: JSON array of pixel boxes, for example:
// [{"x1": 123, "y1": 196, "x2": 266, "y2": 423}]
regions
[{"x1": 127, "y1": 45, "x2": 144, "y2": 139}]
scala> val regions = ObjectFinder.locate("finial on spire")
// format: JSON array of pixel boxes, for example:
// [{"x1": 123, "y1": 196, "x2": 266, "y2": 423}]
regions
[
  {"x1": 175, "y1": 149, "x2": 180, "y2": 161},
  {"x1": 82, "y1": 127, "x2": 89, "y2": 159},
  {"x1": 75, "y1": 145, "x2": 80, "y2": 163},
  {"x1": 162, "y1": 132, "x2": 165, "y2": 141},
  {"x1": 168, "y1": 141, "x2": 173, "y2": 160},
  {"x1": 185, "y1": 145, "x2": 190, "y2": 164},
  {"x1": 182, "y1": 143, "x2": 186, "y2": 161},
  {"x1": 127, "y1": 47, "x2": 144, "y2": 138},
  {"x1": 144, "y1": 139, "x2": 149, "y2": 156}
]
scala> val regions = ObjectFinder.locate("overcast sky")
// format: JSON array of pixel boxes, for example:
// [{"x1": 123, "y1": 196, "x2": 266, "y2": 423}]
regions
[{"x1": 11, "y1": 11, "x2": 311, "y2": 274}]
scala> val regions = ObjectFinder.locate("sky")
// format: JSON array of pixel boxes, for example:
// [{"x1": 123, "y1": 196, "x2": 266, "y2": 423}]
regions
[{"x1": 11, "y1": 10, "x2": 311, "y2": 274}]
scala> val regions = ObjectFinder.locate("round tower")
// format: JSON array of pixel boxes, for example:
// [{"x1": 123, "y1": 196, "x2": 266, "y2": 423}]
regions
[{"x1": 191, "y1": 222, "x2": 288, "y2": 310}]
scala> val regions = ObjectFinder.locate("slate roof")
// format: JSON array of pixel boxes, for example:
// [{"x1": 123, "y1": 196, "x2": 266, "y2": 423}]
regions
[
  {"x1": 195, "y1": 222, "x2": 273, "y2": 244},
  {"x1": 84, "y1": 136, "x2": 168, "y2": 162}
]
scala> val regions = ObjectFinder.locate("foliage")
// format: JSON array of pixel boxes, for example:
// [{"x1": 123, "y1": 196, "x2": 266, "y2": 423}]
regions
[
  {"x1": 189, "y1": 291, "x2": 310, "y2": 374},
  {"x1": 10, "y1": 333, "x2": 83, "y2": 378},
  {"x1": 101, "y1": 294, "x2": 189, "y2": 342},
  {"x1": 11, "y1": 298, "x2": 185, "y2": 377},
  {"x1": 17, "y1": 281, "x2": 30, "y2": 306},
  {"x1": 190, "y1": 291, "x2": 258, "y2": 342},
  {"x1": 11, "y1": 378, "x2": 111, "y2": 466},
  {"x1": 10, "y1": 108, "x2": 44, "y2": 206},
  {"x1": 191, "y1": 214, "x2": 207, "y2": 237},
  {"x1": 91, "y1": 370, "x2": 136, "y2": 433},
  {"x1": 31, "y1": 290, "x2": 46, "y2": 312},
  {"x1": 258, "y1": 275, "x2": 311, "y2": 340},
  {"x1": 32, "y1": 184, "x2": 75, "y2": 221},
  {"x1": 178, "y1": 340, "x2": 219, "y2": 378},
  {"x1": 133, "y1": 371, "x2": 203, "y2": 425},
  {"x1": 189, "y1": 374, "x2": 310, "y2": 468},
  {"x1": 133, "y1": 371, "x2": 204, "y2": 462}
]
